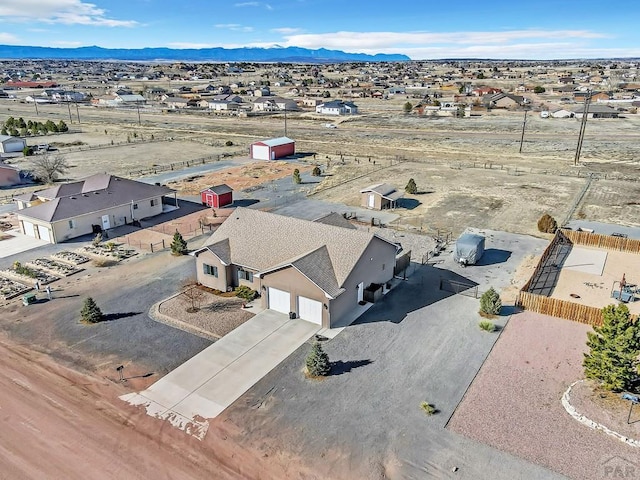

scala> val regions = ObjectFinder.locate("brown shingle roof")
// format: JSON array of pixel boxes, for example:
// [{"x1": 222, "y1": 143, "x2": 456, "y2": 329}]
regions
[{"x1": 200, "y1": 208, "x2": 395, "y2": 297}]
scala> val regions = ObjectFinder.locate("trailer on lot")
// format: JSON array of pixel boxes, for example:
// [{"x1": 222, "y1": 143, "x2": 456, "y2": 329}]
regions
[{"x1": 453, "y1": 233, "x2": 485, "y2": 266}]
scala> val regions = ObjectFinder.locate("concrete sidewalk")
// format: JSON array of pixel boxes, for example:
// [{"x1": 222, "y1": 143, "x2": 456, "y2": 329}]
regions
[{"x1": 121, "y1": 310, "x2": 320, "y2": 439}]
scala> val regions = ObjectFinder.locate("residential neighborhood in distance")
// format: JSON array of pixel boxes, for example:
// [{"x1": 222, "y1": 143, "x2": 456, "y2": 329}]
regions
[{"x1": 1, "y1": 44, "x2": 640, "y2": 480}]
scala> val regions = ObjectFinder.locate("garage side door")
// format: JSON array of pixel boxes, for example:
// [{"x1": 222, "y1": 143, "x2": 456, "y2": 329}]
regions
[
  {"x1": 297, "y1": 296, "x2": 323, "y2": 325},
  {"x1": 22, "y1": 220, "x2": 36, "y2": 238},
  {"x1": 252, "y1": 145, "x2": 269, "y2": 160},
  {"x1": 37, "y1": 225, "x2": 51, "y2": 242},
  {"x1": 268, "y1": 287, "x2": 290, "y2": 314}
]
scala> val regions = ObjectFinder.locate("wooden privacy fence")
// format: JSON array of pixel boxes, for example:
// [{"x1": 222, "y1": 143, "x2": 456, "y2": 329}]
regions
[
  {"x1": 562, "y1": 229, "x2": 640, "y2": 253},
  {"x1": 516, "y1": 290, "x2": 605, "y2": 326}
]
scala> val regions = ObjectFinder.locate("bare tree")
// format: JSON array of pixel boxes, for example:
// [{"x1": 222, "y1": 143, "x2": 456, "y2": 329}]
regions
[
  {"x1": 29, "y1": 153, "x2": 70, "y2": 184},
  {"x1": 180, "y1": 278, "x2": 206, "y2": 313}
]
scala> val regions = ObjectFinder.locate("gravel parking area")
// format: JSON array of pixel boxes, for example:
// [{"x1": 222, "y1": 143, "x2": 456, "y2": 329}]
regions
[
  {"x1": 448, "y1": 311, "x2": 639, "y2": 479},
  {"x1": 158, "y1": 290, "x2": 255, "y2": 338}
]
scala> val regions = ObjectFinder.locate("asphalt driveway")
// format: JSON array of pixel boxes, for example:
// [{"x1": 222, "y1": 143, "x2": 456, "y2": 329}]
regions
[{"x1": 216, "y1": 231, "x2": 562, "y2": 479}]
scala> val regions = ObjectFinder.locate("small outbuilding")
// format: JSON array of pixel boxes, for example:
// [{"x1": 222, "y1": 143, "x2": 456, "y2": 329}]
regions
[
  {"x1": 201, "y1": 184, "x2": 233, "y2": 208},
  {"x1": 360, "y1": 183, "x2": 403, "y2": 210},
  {"x1": 453, "y1": 233, "x2": 485, "y2": 266},
  {"x1": 0, "y1": 135, "x2": 27, "y2": 153},
  {"x1": 250, "y1": 137, "x2": 295, "y2": 160}
]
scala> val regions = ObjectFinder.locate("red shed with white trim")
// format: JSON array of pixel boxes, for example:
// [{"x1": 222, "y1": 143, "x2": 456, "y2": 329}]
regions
[
  {"x1": 200, "y1": 184, "x2": 233, "y2": 208},
  {"x1": 250, "y1": 136, "x2": 295, "y2": 160}
]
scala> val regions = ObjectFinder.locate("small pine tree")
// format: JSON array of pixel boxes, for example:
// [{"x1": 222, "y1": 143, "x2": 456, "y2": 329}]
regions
[
  {"x1": 405, "y1": 178, "x2": 418, "y2": 194},
  {"x1": 305, "y1": 342, "x2": 331, "y2": 377},
  {"x1": 81, "y1": 297, "x2": 103, "y2": 323},
  {"x1": 312, "y1": 165, "x2": 322, "y2": 176},
  {"x1": 537, "y1": 213, "x2": 558, "y2": 233},
  {"x1": 479, "y1": 287, "x2": 502, "y2": 315},
  {"x1": 583, "y1": 304, "x2": 640, "y2": 391},
  {"x1": 292, "y1": 168, "x2": 302, "y2": 184},
  {"x1": 403, "y1": 101, "x2": 413, "y2": 114},
  {"x1": 170, "y1": 230, "x2": 188, "y2": 255}
]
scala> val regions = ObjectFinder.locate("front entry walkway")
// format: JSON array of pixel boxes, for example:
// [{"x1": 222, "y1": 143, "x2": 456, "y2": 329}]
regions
[{"x1": 120, "y1": 310, "x2": 320, "y2": 439}]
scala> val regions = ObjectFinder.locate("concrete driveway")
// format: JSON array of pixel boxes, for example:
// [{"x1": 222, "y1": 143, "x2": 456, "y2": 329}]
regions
[
  {"x1": 121, "y1": 310, "x2": 320, "y2": 439},
  {"x1": 0, "y1": 229, "x2": 49, "y2": 258}
]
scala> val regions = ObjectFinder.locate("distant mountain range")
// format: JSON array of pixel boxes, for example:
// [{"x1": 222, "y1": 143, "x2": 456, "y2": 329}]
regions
[{"x1": 0, "y1": 45, "x2": 410, "y2": 63}]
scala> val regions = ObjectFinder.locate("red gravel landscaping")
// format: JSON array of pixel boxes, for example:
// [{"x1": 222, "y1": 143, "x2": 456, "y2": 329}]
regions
[{"x1": 448, "y1": 311, "x2": 639, "y2": 480}]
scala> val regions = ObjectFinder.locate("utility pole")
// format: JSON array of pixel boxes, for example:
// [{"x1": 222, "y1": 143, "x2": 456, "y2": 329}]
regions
[
  {"x1": 136, "y1": 101, "x2": 141, "y2": 126},
  {"x1": 519, "y1": 108, "x2": 528, "y2": 153},
  {"x1": 574, "y1": 90, "x2": 592, "y2": 166},
  {"x1": 284, "y1": 107, "x2": 287, "y2": 137},
  {"x1": 34, "y1": 99, "x2": 39, "y2": 116},
  {"x1": 67, "y1": 102, "x2": 73, "y2": 124},
  {"x1": 75, "y1": 102, "x2": 81, "y2": 123}
]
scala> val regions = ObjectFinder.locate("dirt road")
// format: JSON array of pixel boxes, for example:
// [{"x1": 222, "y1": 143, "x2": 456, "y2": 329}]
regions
[{"x1": 0, "y1": 336, "x2": 316, "y2": 480}]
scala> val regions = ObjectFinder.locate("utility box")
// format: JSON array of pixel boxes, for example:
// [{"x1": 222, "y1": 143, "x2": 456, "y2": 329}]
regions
[
  {"x1": 22, "y1": 293, "x2": 37, "y2": 306},
  {"x1": 453, "y1": 233, "x2": 485, "y2": 266}
]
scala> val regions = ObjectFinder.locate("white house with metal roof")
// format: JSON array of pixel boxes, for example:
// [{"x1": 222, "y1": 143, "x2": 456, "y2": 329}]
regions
[
  {"x1": 193, "y1": 208, "x2": 397, "y2": 328},
  {"x1": 0, "y1": 135, "x2": 27, "y2": 153}
]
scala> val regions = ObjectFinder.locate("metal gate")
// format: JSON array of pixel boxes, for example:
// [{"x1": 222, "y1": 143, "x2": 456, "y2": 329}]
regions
[{"x1": 439, "y1": 278, "x2": 479, "y2": 298}]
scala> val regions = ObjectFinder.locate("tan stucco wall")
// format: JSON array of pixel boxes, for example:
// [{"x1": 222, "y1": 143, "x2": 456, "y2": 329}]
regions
[
  {"x1": 196, "y1": 250, "x2": 229, "y2": 292},
  {"x1": 261, "y1": 267, "x2": 329, "y2": 327},
  {"x1": 361, "y1": 192, "x2": 383, "y2": 210},
  {"x1": 19, "y1": 195, "x2": 164, "y2": 243},
  {"x1": 330, "y1": 236, "x2": 396, "y2": 327}
]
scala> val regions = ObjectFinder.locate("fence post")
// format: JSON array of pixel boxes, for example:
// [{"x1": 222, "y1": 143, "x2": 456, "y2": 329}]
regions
[
  {"x1": 150, "y1": 243, "x2": 154, "y2": 253},
  {"x1": 162, "y1": 239, "x2": 165, "y2": 249}
]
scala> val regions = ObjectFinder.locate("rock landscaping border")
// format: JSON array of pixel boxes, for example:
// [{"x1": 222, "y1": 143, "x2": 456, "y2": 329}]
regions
[
  {"x1": 0, "y1": 276, "x2": 32, "y2": 300},
  {"x1": 562, "y1": 380, "x2": 640, "y2": 448},
  {"x1": 81, "y1": 244, "x2": 137, "y2": 261},
  {"x1": 0, "y1": 268, "x2": 59, "y2": 286},
  {"x1": 51, "y1": 251, "x2": 89, "y2": 265},
  {"x1": 27, "y1": 258, "x2": 83, "y2": 277}
]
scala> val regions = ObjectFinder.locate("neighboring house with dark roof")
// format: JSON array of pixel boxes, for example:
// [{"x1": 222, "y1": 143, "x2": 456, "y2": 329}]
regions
[
  {"x1": 572, "y1": 104, "x2": 620, "y2": 119},
  {"x1": 14, "y1": 174, "x2": 176, "y2": 243},
  {"x1": 192, "y1": 208, "x2": 397, "y2": 328},
  {"x1": 360, "y1": 183, "x2": 403, "y2": 210}
]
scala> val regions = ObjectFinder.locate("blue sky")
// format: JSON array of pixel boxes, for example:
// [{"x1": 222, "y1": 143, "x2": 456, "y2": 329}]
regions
[{"x1": 0, "y1": 0, "x2": 639, "y2": 59}]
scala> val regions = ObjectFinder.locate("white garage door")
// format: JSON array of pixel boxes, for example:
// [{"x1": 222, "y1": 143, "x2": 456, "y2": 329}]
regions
[
  {"x1": 252, "y1": 145, "x2": 269, "y2": 160},
  {"x1": 37, "y1": 225, "x2": 51, "y2": 242},
  {"x1": 23, "y1": 221, "x2": 36, "y2": 237},
  {"x1": 297, "y1": 296, "x2": 323, "y2": 325},
  {"x1": 268, "y1": 287, "x2": 290, "y2": 314}
]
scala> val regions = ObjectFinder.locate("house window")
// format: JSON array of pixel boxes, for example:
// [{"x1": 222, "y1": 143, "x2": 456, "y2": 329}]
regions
[
  {"x1": 133, "y1": 203, "x2": 138, "y2": 210},
  {"x1": 150, "y1": 199, "x2": 158, "y2": 207},
  {"x1": 203, "y1": 264, "x2": 218, "y2": 277},
  {"x1": 237, "y1": 268, "x2": 253, "y2": 282},
  {"x1": 68, "y1": 219, "x2": 75, "y2": 229}
]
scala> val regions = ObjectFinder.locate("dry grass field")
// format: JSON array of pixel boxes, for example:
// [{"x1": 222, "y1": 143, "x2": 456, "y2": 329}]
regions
[{"x1": 1, "y1": 97, "x2": 639, "y2": 236}]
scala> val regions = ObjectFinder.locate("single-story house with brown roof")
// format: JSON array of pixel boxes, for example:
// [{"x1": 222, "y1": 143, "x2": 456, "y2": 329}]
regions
[
  {"x1": 360, "y1": 183, "x2": 403, "y2": 210},
  {"x1": 14, "y1": 174, "x2": 176, "y2": 243},
  {"x1": 192, "y1": 208, "x2": 397, "y2": 328}
]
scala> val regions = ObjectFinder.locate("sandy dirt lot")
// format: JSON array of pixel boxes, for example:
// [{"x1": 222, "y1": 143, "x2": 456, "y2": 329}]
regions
[
  {"x1": 551, "y1": 247, "x2": 640, "y2": 314},
  {"x1": 168, "y1": 161, "x2": 313, "y2": 196},
  {"x1": 448, "y1": 311, "x2": 638, "y2": 479},
  {"x1": 312, "y1": 159, "x2": 584, "y2": 236}
]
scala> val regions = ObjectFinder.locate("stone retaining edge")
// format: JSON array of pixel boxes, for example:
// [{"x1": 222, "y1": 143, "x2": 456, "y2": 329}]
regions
[
  {"x1": 562, "y1": 379, "x2": 640, "y2": 448},
  {"x1": 148, "y1": 293, "x2": 220, "y2": 342}
]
